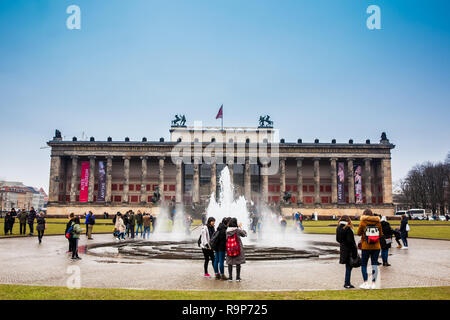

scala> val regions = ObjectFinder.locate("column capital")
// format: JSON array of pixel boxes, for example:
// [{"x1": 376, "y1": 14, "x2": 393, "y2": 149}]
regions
[
  {"x1": 123, "y1": 156, "x2": 131, "y2": 160},
  {"x1": 71, "y1": 155, "x2": 79, "y2": 160},
  {"x1": 106, "y1": 155, "x2": 113, "y2": 160},
  {"x1": 313, "y1": 157, "x2": 321, "y2": 162},
  {"x1": 330, "y1": 157, "x2": 338, "y2": 162},
  {"x1": 158, "y1": 156, "x2": 166, "y2": 160},
  {"x1": 279, "y1": 157, "x2": 286, "y2": 162},
  {"x1": 88, "y1": 155, "x2": 96, "y2": 160},
  {"x1": 193, "y1": 156, "x2": 202, "y2": 164},
  {"x1": 140, "y1": 156, "x2": 148, "y2": 160},
  {"x1": 347, "y1": 158, "x2": 355, "y2": 162},
  {"x1": 296, "y1": 157, "x2": 304, "y2": 162}
]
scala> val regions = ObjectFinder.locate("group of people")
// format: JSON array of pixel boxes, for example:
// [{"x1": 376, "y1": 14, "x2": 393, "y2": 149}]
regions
[
  {"x1": 3, "y1": 207, "x2": 46, "y2": 243},
  {"x1": 113, "y1": 210, "x2": 156, "y2": 240},
  {"x1": 336, "y1": 209, "x2": 410, "y2": 289},
  {"x1": 200, "y1": 216, "x2": 247, "y2": 282}
]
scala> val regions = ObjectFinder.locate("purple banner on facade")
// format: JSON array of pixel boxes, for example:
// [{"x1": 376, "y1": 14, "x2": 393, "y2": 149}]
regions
[
  {"x1": 354, "y1": 163, "x2": 363, "y2": 204},
  {"x1": 337, "y1": 162, "x2": 345, "y2": 203},
  {"x1": 97, "y1": 161, "x2": 106, "y2": 202}
]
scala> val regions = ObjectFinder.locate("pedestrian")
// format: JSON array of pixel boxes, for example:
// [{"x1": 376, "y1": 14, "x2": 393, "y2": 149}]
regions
[
  {"x1": 115, "y1": 213, "x2": 126, "y2": 241},
  {"x1": 36, "y1": 212, "x2": 46, "y2": 244},
  {"x1": 213, "y1": 217, "x2": 230, "y2": 280},
  {"x1": 28, "y1": 207, "x2": 37, "y2": 236},
  {"x1": 151, "y1": 215, "x2": 156, "y2": 232},
  {"x1": 9, "y1": 208, "x2": 16, "y2": 234},
  {"x1": 4, "y1": 211, "x2": 12, "y2": 235},
  {"x1": 200, "y1": 217, "x2": 216, "y2": 277},
  {"x1": 18, "y1": 209, "x2": 28, "y2": 235},
  {"x1": 65, "y1": 213, "x2": 75, "y2": 253},
  {"x1": 128, "y1": 211, "x2": 136, "y2": 239},
  {"x1": 336, "y1": 215, "x2": 358, "y2": 289},
  {"x1": 123, "y1": 211, "x2": 130, "y2": 238},
  {"x1": 135, "y1": 210, "x2": 144, "y2": 238},
  {"x1": 400, "y1": 214, "x2": 409, "y2": 249},
  {"x1": 70, "y1": 216, "x2": 82, "y2": 259},
  {"x1": 83, "y1": 212, "x2": 89, "y2": 237},
  {"x1": 357, "y1": 209, "x2": 383, "y2": 289},
  {"x1": 86, "y1": 211, "x2": 95, "y2": 240},
  {"x1": 143, "y1": 213, "x2": 151, "y2": 239},
  {"x1": 201, "y1": 212, "x2": 208, "y2": 225},
  {"x1": 393, "y1": 227, "x2": 402, "y2": 248},
  {"x1": 186, "y1": 215, "x2": 193, "y2": 235},
  {"x1": 226, "y1": 218, "x2": 247, "y2": 282},
  {"x1": 380, "y1": 216, "x2": 393, "y2": 266}
]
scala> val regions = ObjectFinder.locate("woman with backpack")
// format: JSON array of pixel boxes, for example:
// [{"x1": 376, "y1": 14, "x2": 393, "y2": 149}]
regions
[
  {"x1": 213, "y1": 217, "x2": 230, "y2": 280},
  {"x1": 380, "y1": 216, "x2": 393, "y2": 266},
  {"x1": 336, "y1": 215, "x2": 358, "y2": 289},
  {"x1": 71, "y1": 216, "x2": 82, "y2": 260},
  {"x1": 36, "y1": 212, "x2": 46, "y2": 244},
  {"x1": 226, "y1": 218, "x2": 247, "y2": 282},
  {"x1": 400, "y1": 214, "x2": 409, "y2": 249},
  {"x1": 200, "y1": 217, "x2": 216, "y2": 277}
]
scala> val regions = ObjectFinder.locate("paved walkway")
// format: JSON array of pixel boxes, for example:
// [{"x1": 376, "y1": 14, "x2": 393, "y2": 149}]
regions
[{"x1": 0, "y1": 233, "x2": 449, "y2": 291}]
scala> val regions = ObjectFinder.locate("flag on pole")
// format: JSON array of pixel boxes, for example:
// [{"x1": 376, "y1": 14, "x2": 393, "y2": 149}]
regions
[{"x1": 216, "y1": 104, "x2": 223, "y2": 119}]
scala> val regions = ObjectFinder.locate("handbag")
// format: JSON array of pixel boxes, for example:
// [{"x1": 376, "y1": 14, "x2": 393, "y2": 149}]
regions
[
  {"x1": 385, "y1": 238, "x2": 392, "y2": 244},
  {"x1": 349, "y1": 254, "x2": 361, "y2": 268},
  {"x1": 406, "y1": 224, "x2": 410, "y2": 232}
]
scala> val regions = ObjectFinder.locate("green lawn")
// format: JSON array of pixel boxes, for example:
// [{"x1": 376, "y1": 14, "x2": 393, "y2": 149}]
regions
[{"x1": 0, "y1": 284, "x2": 448, "y2": 300}]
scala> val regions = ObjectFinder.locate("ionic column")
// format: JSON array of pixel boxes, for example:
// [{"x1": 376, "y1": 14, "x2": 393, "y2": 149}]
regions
[
  {"x1": 347, "y1": 158, "x2": 355, "y2": 203},
  {"x1": 261, "y1": 163, "x2": 269, "y2": 203},
  {"x1": 280, "y1": 158, "x2": 286, "y2": 203},
  {"x1": 381, "y1": 158, "x2": 393, "y2": 204},
  {"x1": 140, "y1": 156, "x2": 148, "y2": 203},
  {"x1": 175, "y1": 159, "x2": 183, "y2": 204},
  {"x1": 244, "y1": 158, "x2": 251, "y2": 201},
  {"x1": 210, "y1": 160, "x2": 217, "y2": 197},
  {"x1": 123, "y1": 156, "x2": 130, "y2": 203},
  {"x1": 88, "y1": 156, "x2": 96, "y2": 202},
  {"x1": 193, "y1": 158, "x2": 200, "y2": 204},
  {"x1": 330, "y1": 158, "x2": 338, "y2": 204},
  {"x1": 158, "y1": 157, "x2": 165, "y2": 201},
  {"x1": 227, "y1": 159, "x2": 234, "y2": 186},
  {"x1": 313, "y1": 158, "x2": 321, "y2": 204},
  {"x1": 105, "y1": 156, "x2": 113, "y2": 203},
  {"x1": 70, "y1": 156, "x2": 78, "y2": 203},
  {"x1": 296, "y1": 158, "x2": 303, "y2": 204},
  {"x1": 364, "y1": 158, "x2": 372, "y2": 204},
  {"x1": 48, "y1": 155, "x2": 61, "y2": 203}
]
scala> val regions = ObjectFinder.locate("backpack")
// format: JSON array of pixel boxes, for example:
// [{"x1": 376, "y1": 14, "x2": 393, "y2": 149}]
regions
[
  {"x1": 197, "y1": 235, "x2": 202, "y2": 247},
  {"x1": 65, "y1": 224, "x2": 74, "y2": 239},
  {"x1": 209, "y1": 230, "x2": 220, "y2": 251},
  {"x1": 365, "y1": 225, "x2": 380, "y2": 244},
  {"x1": 226, "y1": 233, "x2": 241, "y2": 257}
]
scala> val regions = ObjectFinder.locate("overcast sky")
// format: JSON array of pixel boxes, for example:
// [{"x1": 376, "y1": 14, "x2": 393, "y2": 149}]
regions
[{"x1": 0, "y1": 0, "x2": 449, "y2": 192}]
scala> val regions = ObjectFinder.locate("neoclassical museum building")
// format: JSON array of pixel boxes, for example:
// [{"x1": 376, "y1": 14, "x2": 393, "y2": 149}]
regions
[{"x1": 46, "y1": 123, "x2": 395, "y2": 217}]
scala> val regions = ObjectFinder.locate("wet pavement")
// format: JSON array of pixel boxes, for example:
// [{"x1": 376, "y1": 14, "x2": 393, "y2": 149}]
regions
[{"x1": 0, "y1": 232, "x2": 449, "y2": 291}]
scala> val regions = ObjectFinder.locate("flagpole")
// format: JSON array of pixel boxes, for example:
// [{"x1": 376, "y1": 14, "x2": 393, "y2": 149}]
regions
[{"x1": 221, "y1": 105, "x2": 224, "y2": 131}]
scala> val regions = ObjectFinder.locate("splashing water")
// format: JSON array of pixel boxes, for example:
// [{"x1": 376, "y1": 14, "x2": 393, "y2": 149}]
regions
[{"x1": 153, "y1": 203, "x2": 191, "y2": 241}]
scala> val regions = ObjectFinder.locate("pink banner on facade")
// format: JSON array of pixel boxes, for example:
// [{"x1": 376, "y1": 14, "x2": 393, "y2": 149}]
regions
[{"x1": 79, "y1": 161, "x2": 90, "y2": 202}]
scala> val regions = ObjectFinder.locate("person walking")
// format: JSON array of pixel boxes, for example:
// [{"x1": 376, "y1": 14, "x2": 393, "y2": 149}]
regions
[
  {"x1": 213, "y1": 217, "x2": 230, "y2": 280},
  {"x1": 357, "y1": 209, "x2": 383, "y2": 289},
  {"x1": 9, "y1": 208, "x2": 16, "y2": 234},
  {"x1": 200, "y1": 217, "x2": 216, "y2": 277},
  {"x1": 65, "y1": 213, "x2": 75, "y2": 253},
  {"x1": 18, "y1": 209, "x2": 28, "y2": 235},
  {"x1": 86, "y1": 211, "x2": 95, "y2": 240},
  {"x1": 70, "y1": 216, "x2": 82, "y2": 259},
  {"x1": 400, "y1": 214, "x2": 409, "y2": 249},
  {"x1": 336, "y1": 215, "x2": 358, "y2": 289},
  {"x1": 393, "y1": 227, "x2": 402, "y2": 248},
  {"x1": 128, "y1": 211, "x2": 136, "y2": 239},
  {"x1": 36, "y1": 212, "x2": 46, "y2": 244},
  {"x1": 143, "y1": 213, "x2": 151, "y2": 239},
  {"x1": 135, "y1": 210, "x2": 144, "y2": 238},
  {"x1": 28, "y1": 207, "x2": 37, "y2": 236},
  {"x1": 4, "y1": 211, "x2": 12, "y2": 235},
  {"x1": 115, "y1": 213, "x2": 126, "y2": 241},
  {"x1": 151, "y1": 214, "x2": 156, "y2": 233},
  {"x1": 226, "y1": 218, "x2": 247, "y2": 282},
  {"x1": 380, "y1": 216, "x2": 393, "y2": 266}
]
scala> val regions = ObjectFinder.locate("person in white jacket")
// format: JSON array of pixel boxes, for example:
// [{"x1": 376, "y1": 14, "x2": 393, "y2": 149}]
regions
[
  {"x1": 115, "y1": 213, "x2": 126, "y2": 241},
  {"x1": 200, "y1": 217, "x2": 216, "y2": 277}
]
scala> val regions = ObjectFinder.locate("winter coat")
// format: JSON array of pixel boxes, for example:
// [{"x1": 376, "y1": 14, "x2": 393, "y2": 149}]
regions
[
  {"x1": 225, "y1": 227, "x2": 247, "y2": 265},
  {"x1": 336, "y1": 222, "x2": 358, "y2": 264},
  {"x1": 115, "y1": 217, "x2": 126, "y2": 233},
  {"x1": 400, "y1": 219, "x2": 409, "y2": 238},
  {"x1": 143, "y1": 215, "x2": 151, "y2": 227},
  {"x1": 85, "y1": 212, "x2": 95, "y2": 225},
  {"x1": 71, "y1": 222, "x2": 82, "y2": 239},
  {"x1": 128, "y1": 213, "x2": 136, "y2": 226},
  {"x1": 357, "y1": 215, "x2": 383, "y2": 250},
  {"x1": 200, "y1": 225, "x2": 215, "y2": 249},
  {"x1": 214, "y1": 223, "x2": 228, "y2": 252},
  {"x1": 36, "y1": 217, "x2": 46, "y2": 231},
  {"x1": 28, "y1": 210, "x2": 37, "y2": 224},
  {"x1": 18, "y1": 211, "x2": 28, "y2": 223},
  {"x1": 136, "y1": 213, "x2": 143, "y2": 225},
  {"x1": 380, "y1": 221, "x2": 393, "y2": 250}
]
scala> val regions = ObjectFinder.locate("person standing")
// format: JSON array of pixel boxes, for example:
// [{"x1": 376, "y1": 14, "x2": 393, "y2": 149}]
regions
[
  {"x1": 151, "y1": 214, "x2": 156, "y2": 233},
  {"x1": 380, "y1": 216, "x2": 393, "y2": 266},
  {"x1": 123, "y1": 211, "x2": 130, "y2": 238},
  {"x1": 18, "y1": 209, "x2": 28, "y2": 235},
  {"x1": 400, "y1": 214, "x2": 409, "y2": 249},
  {"x1": 357, "y1": 209, "x2": 383, "y2": 289},
  {"x1": 4, "y1": 211, "x2": 12, "y2": 235},
  {"x1": 28, "y1": 207, "x2": 37, "y2": 236},
  {"x1": 86, "y1": 211, "x2": 95, "y2": 240},
  {"x1": 226, "y1": 218, "x2": 247, "y2": 282},
  {"x1": 143, "y1": 213, "x2": 151, "y2": 239},
  {"x1": 71, "y1": 217, "x2": 82, "y2": 259},
  {"x1": 65, "y1": 213, "x2": 75, "y2": 253},
  {"x1": 128, "y1": 211, "x2": 136, "y2": 239},
  {"x1": 36, "y1": 212, "x2": 46, "y2": 244},
  {"x1": 336, "y1": 215, "x2": 358, "y2": 289},
  {"x1": 9, "y1": 208, "x2": 16, "y2": 234},
  {"x1": 213, "y1": 217, "x2": 230, "y2": 280},
  {"x1": 135, "y1": 211, "x2": 144, "y2": 238},
  {"x1": 115, "y1": 213, "x2": 126, "y2": 241},
  {"x1": 200, "y1": 217, "x2": 216, "y2": 277}
]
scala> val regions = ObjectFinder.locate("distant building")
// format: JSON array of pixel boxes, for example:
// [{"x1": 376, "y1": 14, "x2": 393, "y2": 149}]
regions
[{"x1": 0, "y1": 181, "x2": 47, "y2": 213}]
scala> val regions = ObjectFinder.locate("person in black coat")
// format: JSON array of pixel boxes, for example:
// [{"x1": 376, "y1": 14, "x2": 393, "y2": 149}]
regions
[
  {"x1": 380, "y1": 216, "x2": 393, "y2": 266},
  {"x1": 28, "y1": 208, "x2": 37, "y2": 235},
  {"x1": 4, "y1": 211, "x2": 13, "y2": 235},
  {"x1": 336, "y1": 215, "x2": 358, "y2": 289},
  {"x1": 400, "y1": 214, "x2": 409, "y2": 249},
  {"x1": 36, "y1": 212, "x2": 46, "y2": 244},
  {"x1": 65, "y1": 213, "x2": 75, "y2": 252},
  {"x1": 212, "y1": 217, "x2": 230, "y2": 280}
]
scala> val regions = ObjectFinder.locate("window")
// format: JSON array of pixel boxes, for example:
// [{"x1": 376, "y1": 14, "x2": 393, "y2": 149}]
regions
[
  {"x1": 119, "y1": 184, "x2": 123, "y2": 191},
  {"x1": 130, "y1": 196, "x2": 139, "y2": 202},
  {"x1": 114, "y1": 195, "x2": 122, "y2": 202},
  {"x1": 169, "y1": 185, "x2": 175, "y2": 191},
  {"x1": 309, "y1": 185, "x2": 314, "y2": 193},
  {"x1": 129, "y1": 184, "x2": 134, "y2": 191},
  {"x1": 136, "y1": 184, "x2": 141, "y2": 191},
  {"x1": 112, "y1": 184, "x2": 118, "y2": 191},
  {"x1": 146, "y1": 184, "x2": 151, "y2": 191}
]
